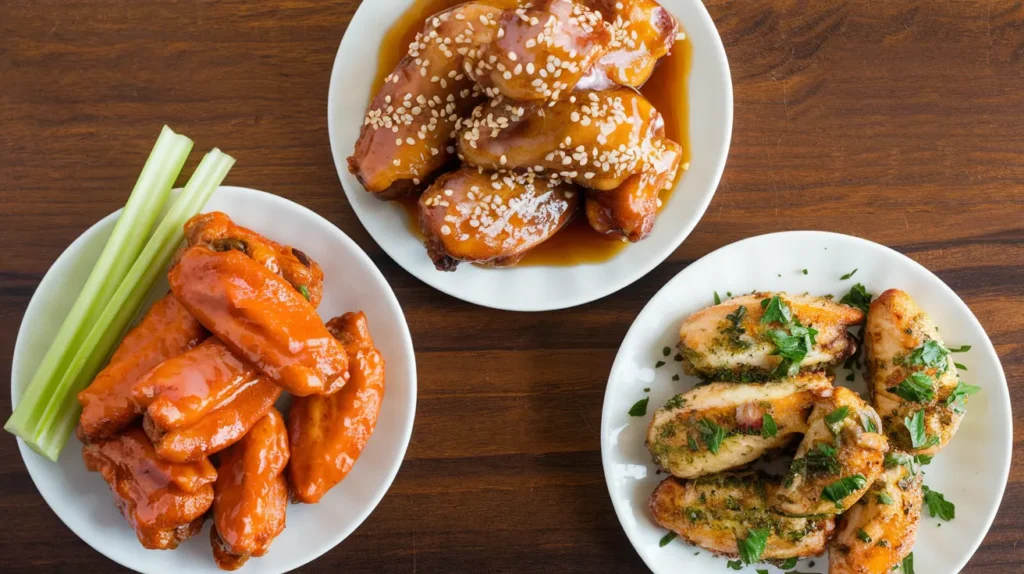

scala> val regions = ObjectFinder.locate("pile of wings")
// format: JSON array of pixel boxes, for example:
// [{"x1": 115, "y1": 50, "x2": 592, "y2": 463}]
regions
[
  {"x1": 76, "y1": 212, "x2": 385, "y2": 571},
  {"x1": 349, "y1": 0, "x2": 685, "y2": 269},
  {"x1": 647, "y1": 290, "x2": 975, "y2": 572}
]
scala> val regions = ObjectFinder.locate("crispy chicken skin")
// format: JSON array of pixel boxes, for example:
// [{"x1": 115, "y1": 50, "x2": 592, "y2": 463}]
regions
[
  {"x1": 580, "y1": 0, "x2": 680, "y2": 89},
  {"x1": 650, "y1": 472, "x2": 834, "y2": 560},
  {"x1": 347, "y1": 3, "x2": 502, "y2": 197},
  {"x1": 419, "y1": 167, "x2": 580, "y2": 270},
  {"x1": 169, "y1": 245, "x2": 349, "y2": 397},
  {"x1": 82, "y1": 428, "x2": 216, "y2": 549},
  {"x1": 470, "y1": 0, "x2": 611, "y2": 101},
  {"x1": 864, "y1": 289, "x2": 966, "y2": 455},
  {"x1": 830, "y1": 459, "x2": 923, "y2": 574},
  {"x1": 289, "y1": 312, "x2": 386, "y2": 504},
  {"x1": 773, "y1": 387, "x2": 888, "y2": 517},
  {"x1": 457, "y1": 88, "x2": 677, "y2": 191},
  {"x1": 77, "y1": 293, "x2": 207, "y2": 442},
  {"x1": 584, "y1": 137, "x2": 681, "y2": 241},
  {"x1": 678, "y1": 292, "x2": 865, "y2": 381},
  {"x1": 210, "y1": 408, "x2": 289, "y2": 571},
  {"x1": 646, "y1": 372, "x2": 832, "y2": 479},
  {"x1": 144, "y1": 376, "x2": 282, "y2": 464},
  {"x1": 184, "y1": 212, "x2": 325, "y2": 308}
]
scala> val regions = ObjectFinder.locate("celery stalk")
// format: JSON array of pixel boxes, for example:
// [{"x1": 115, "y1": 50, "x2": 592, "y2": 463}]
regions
[
  {"x1": 5, "y1": 126, "x2": 193, "y2": 449},
  {"x1": 31, "y1": 148, "x2": 235, "y2": 460}
]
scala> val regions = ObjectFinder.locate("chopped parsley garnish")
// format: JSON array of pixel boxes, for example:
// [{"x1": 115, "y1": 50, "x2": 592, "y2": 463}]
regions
[
  {"x1": 628, "y1": 398, "x2": 649, "y2": 417},
  {"x1": 825, "y1": 406, "x2": 850, "y2": 434},
  {"x1": 697, "y1": 418, "x2": 726, "y2": 454},
  {"x1": 945, "y1": 380, "x2": 981, "y2": 414},
  {"x1": 760, "y1": 295, "x2": 793, "y2": 324},
  {"x1": 906, "y1": 339, "x2": 950, "y2": 372},
  {"x1": 948, "y1": 345, "x2": 971, "y2": 353},
  {"x1": 722, "y1": 305, "x2": 749, "y2": 348},
  {"x1": 885, "y1": 452, "x2": 922, "y2": 477},
  {"x1": 737, "y1": 528, "x2": 770, "y2": 564},
  {"x1": 658, "y1": 531, "x2": 677, "y2": 547},
  {"x1": 664, "y1": 394, "x2": 687, "y2": 410},
  {"x1": 840, "y1": 268, "x2": 858, "y2": 280},
  {"x1": 878, "y1": 491, "x2": 894, "y2": 505},
  {"x1": 780, "y1": 557, "x2": 798, "y2": 569},
  {"x1": 757, "y1": 570, "x2": 769, "y2": 574},
  {"x1": 821, "y1": 474, "x2": 867, "y2": 508},
  {"x1": 726, "y1": 560, "x2": 743, "y2": 570},
  {"x1": 687, "y1": 436, "x2": 699, "y2": 451},
  {"x1": 802, "y1": 269, "x2": 808, "y2": 275},
  {"x1": 761, "y1": 413, "x2": 778, "y2": 438},
  {"x1": 859, "y1": 411, "x2": 878, "y2": 433},
  {"x1": 672, "y1": 374, "x2": 680, "y2": 381},
  {"x1": 644, "y1": 388, "x2": 650, "y2": 392},
  {"x1": 901, "y1": 552, "x2": 915, "y2": 574},
  {"x1": 714, "y1": 291, "x2": 722, "y2": 305},
  {"x1": 765, "y1": 320, "x2": 819, "y2": 377},
  {"x1": 889, "y1": 372, "x2": 936, "y2": 402},
  {"x1": 915, "y1": 454, "x2": 934, "y2": 465},
  {"x1": 803, "y1": 442, "x2": 840, "y2": 475},
  {"x1": 655, "y1": 361, "x2": 666, "y2": 368},
  {"x1": 923, "y1": 486, "x2": 955, "y2": 520},
  {"x1": 954, "y1": 362, "x2": 968, "y2": 371},
  {"x1": 856, "y1": 529, "x2": 872, "y2": 543},
  {"x1": 298, "y1": 285, "x2": 311, "y2": 301},
  {"x1": 903, "y1": 410, "x2": 937, "y2": 449},
  {"x1": 663, "y1": 346, "x2": 671, "y2": 356},
  {"x1": 673, "y1": 352, "x2": 683, "y2": 362},
  {"x1": 839, "y1": 282, "x2": 872, "y2": 313}
]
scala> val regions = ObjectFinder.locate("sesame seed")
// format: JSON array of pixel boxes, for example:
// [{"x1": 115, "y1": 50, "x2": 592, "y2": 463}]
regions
[{"x1": 441, "y1": 225, "x2": 451, "y2": 235}]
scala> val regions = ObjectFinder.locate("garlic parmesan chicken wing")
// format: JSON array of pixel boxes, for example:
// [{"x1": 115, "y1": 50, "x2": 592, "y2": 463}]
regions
[
  {"x1": 772, "y1": 387, "x2": 888, "y2": 517},
  {"x1": 419, "y1": 167, "x2": 579, "y2": 270},
  {"x1": 580, "y1": 0, "x2": 680, "y2": 89},
  {"x1": 470, "y1": 0, "x2": 611, "y2": 101},
  {"x1": 830, "y1": 459, "x2": 923, "y2": 574},
  {"x1": 77, "y1": 293, "x2": 207, "y2": 442},
  {"x1": 457, "y1": 88, "x2": 679, "y2": 191},
  {"x1": 678, "y1": 292, "x2": 865, "y2": 382},
  {"x1": 82, "y1": 428, "x2": 216, "y2": 550},
  {"x1": 210, "y1": 408, "x2": 289, "y2": 571},
  {"x1": 348, "y1": 3, "x2": 502, "y2": 197},
  {"x1": 650, "y1": 472, "x2": 834, "y2": 561},
  {"x1": 646, "y1": 372, "x2": 832, "y2": 479},
  {"x1": 169, "y1": 245, "x2": 349, "y2": 397},
  {"x1": 289, "y1": 312, "x2": 386, "y2": 504},
  {"x1": 864, "y1": 289, "x2": 968, "y2": 455}
]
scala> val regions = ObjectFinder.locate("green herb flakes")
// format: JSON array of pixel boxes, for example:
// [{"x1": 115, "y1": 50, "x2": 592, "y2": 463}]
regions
[
  {"x1": 878, "y1": 491, "x2": 894, "y2": 505},
  {"x1": 761, "y1": 413, "x2": 778, "y2": 438},
  {"x1": 839, "y1": 283, "x2": 872, "y2": 313},
  {"x1": 658, "y1": 531, "x2": 677, "y2": 547},
  {"x1": 738, "y1": 528, "x2": 770, "y2": 564},
  {"x1": 821, "y1": 474, "x2": 867, "y2": 508},
  {"x1": 760, "y1": 295, "x2": 792, "y2": 325},
  {"x1": 628, "y1": 398, "x2": 649, "y2": 417},
  {"x1": 923, "y1": 486, "x2": 955, "y2": 520},
  {"x1": 714, "y1": 291, "x2": 722, "y2": 305},
  {"x1": 697, "y1": 418, "x2": 726, "y2": 454},
  {"x1": 889, "y1": 372, "x2": 936, "y2": 403},
  {"x1": 840, "y1": 268, "x2": 858, "y2": 280}
]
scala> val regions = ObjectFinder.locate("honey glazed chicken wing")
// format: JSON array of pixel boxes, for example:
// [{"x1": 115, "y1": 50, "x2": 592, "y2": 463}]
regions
[
  {"x1": 169, "y1": 245, "x2": 349, "y2": 396},
  {"x1": 210, "y1": 408, "x2": 289, "y2": 571},
  {"x1": 77, "y1": 293, "x2": 207, "y2": 442},
  {"x1": 579, "y1": 0, "x2": 680, "y2": 89},
  {"x1": 82, "y1": 428, "x2": 216, "y2": 550},
  {"x1": 347, "y1": 3, "x2": 503, "y2": 198},
  {"x1": 289, "y1": 312, "x2": 385, "y2": 504},
  {"x1": 469, "y1": 0, "x2": 611, "y2": 101},
  {"x1": 418, "y1": 167, "x2": 580, "y2": 270},
  {"x1": 457, "y1": 88, "x2": 678, "y2": 191}
]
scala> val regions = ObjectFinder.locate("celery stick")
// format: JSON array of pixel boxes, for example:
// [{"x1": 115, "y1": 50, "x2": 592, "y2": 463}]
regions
[
  {"x1": 32, "y1": 148, "x2": 235, "y2": 460},
  {"x1": 5, "y1": 126, "x2": 193, "y2": 449}
]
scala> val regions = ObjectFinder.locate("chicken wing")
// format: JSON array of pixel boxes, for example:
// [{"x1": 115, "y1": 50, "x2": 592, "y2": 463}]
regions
[
  {"x1": 169, "y1": 245, "x2": 349, "y2": 396},
  {"x1": 864, "y1": 289, "x2": 968, "y2": 455},
  {"x1": 457, "y1": 88, "x2": 678, "y2": 191},
  {"x1": 210, "y1": 408, "x2": 289, "y2": 571},
  {"x1": 646, "y1": 372, "x2": 832, "y2": 479},
  {"x1": 829, "y1": 458, "x2": 922, "y2": 574},
  {"x1": 184, "y1": 211, "x2": 325, "y2": 307},
  {"x1": 419, "y1": 167, "x2": 580, "y2": 270},
  {"x1": 650, "y1": 472, "x2": 834, "y2": 561},
  {"x1": 82, "y1": 427, "x2": 216, "y2": 549},
  {"x1": 469, "y1": 0, "x2": 611, "y2": 101},
  {"x1": 289, "y1": 312, "x2": 386, "y2": 504},
  {"x1": 579, "y1": 0, "x2": 680, "y2": 89},
  {"x1": 77, "y1": 293, "x2": 207, "y2": 442},
  {"x1": 772, "y1": 387, "x2": 888, "y2": 517},
  {"x1": 584, "y1": 137, "x2": 681, "y2": 241},
  {"x1": 678, "y1": 292, "x2": 865, "y2": 382},
  {"x1": 347, "y1": 3, "x2": 502, "y2": 197}
]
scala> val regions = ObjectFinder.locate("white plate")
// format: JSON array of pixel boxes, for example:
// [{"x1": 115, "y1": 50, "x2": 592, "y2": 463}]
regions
[
  {"x1": 327, "y1": 0, "x2": 733, "y2": 311},
  {"x1": 11, "y1": 186, "x2": 418, "y2": 574},
  {"x1": 601, "y1": 231, "x2": 1012, "y2": 574}
]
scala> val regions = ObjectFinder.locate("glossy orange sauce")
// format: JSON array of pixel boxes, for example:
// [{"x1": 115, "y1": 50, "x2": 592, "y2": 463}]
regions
[{"x1": 372, "y1": 0, "x2": 692, "y2": 266}]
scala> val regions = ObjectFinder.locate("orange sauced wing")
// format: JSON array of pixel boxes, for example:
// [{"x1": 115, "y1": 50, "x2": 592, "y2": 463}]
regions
[
  {"x1": 169, "y1": 245, "x2": 349, "y2": 397},
  {"x1": 347, "y1": 3, "x2": 504, "y2": 197},
  {"x1": 82, "y1": 427, "x2": 216, "y2": 549},
  {"x1": 418, "y1": 167, "x2": 580, "y2": 270},
  {"x1": 210, "y1": 408, "x2": 289, "y2": 571},
  {"x1": 288, "y1": 312, "x2": 385, "y2": 504},
  {"x1": 579, "y1": 0, "x2": 680, "y2": 89},
  {"x1": 77, "y1": 293, "x2": 207, "y2": 442}
]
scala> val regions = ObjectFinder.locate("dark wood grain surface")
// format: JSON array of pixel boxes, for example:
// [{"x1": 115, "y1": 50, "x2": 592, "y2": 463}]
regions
[{"x1": 1, "y1": 0, "x2": 1022, "y2": 572}]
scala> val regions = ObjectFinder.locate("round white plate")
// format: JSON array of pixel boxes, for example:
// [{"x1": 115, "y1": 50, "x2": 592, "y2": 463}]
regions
[
  {"x1": 11, "y1": 186, "x2": 418, "y2": 574},
  {"x1": 601, "y1": 231, "x2": 1012, "y2": 574},
  {"x1": 327, "y1": 0, "x2": 733, "y2": 311}
]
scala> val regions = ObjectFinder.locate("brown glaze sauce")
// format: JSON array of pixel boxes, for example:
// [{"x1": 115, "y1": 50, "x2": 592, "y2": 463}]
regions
[{"x1": 372, "y1": 0, "x2": 692, "y2": 266}]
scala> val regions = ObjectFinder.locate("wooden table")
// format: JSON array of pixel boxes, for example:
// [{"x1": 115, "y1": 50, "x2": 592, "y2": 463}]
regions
[{"x1": 1, "y1": 1, "x2": 1021, "y2": 572}]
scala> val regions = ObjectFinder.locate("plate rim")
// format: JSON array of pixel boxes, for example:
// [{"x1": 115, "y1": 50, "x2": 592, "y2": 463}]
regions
[
  {"x1": 599, "y1": 229, "x2": 1013, "y2": 574},
  {"x1": 10, "y1": 185, "x2": 418, "y2": 574},
  {"x1": 326, "y1": 0, "x2": 735, "y2": 312}
]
